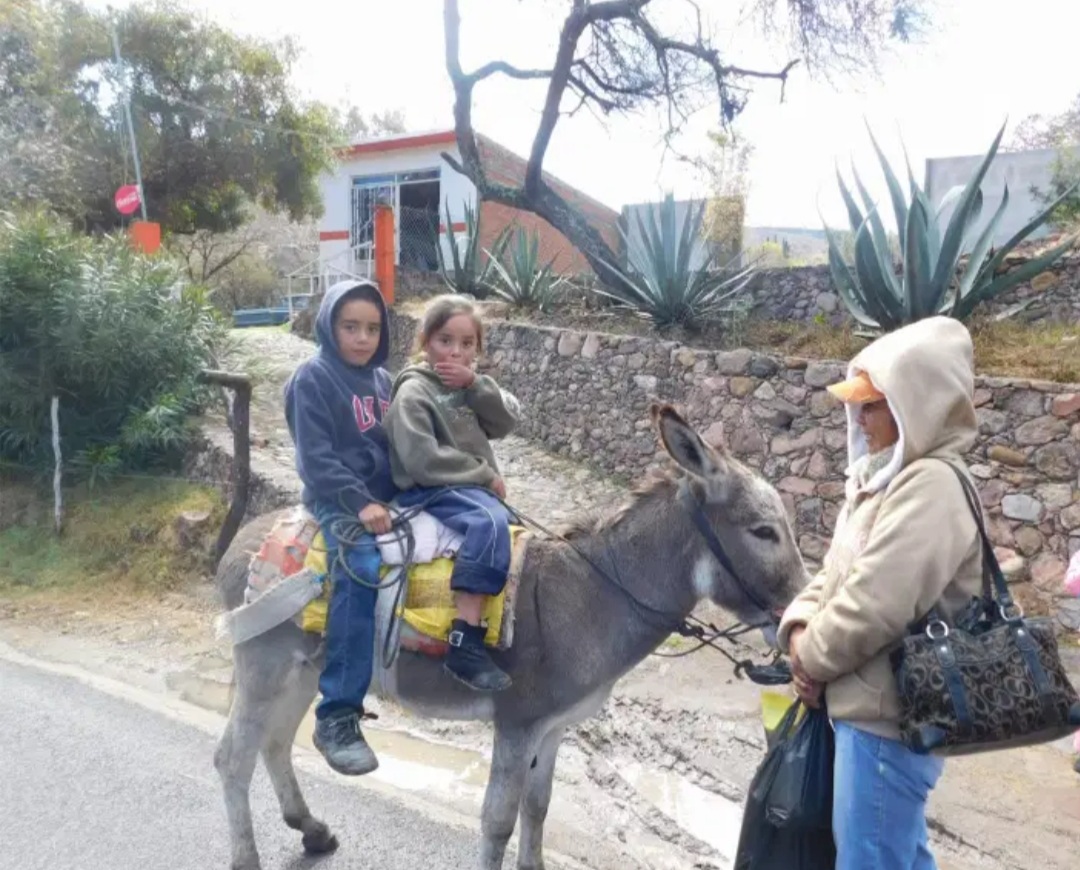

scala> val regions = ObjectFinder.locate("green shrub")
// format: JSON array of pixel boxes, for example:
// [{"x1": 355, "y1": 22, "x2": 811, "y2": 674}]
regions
[
  {"x1": 486, "y1": 227, "x2": 565, "y2": 311},
  {"x1": 435, "y1": 201, "x2": 509, "y2": 299},
  {"x1": 0, "y1": 211, "x2": 225, "y2": 475},
  {"x1": 825, "y1": 123, "x2": 1077, "y2": 331},
  {"x1": 598, "y1": 194, "x2": 755, "y2": 328}
]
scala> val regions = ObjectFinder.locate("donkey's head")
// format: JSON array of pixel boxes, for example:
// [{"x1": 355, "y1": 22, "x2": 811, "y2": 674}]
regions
[{"x1": 653, "y1": 404, "x2": 808, "y2": 641}]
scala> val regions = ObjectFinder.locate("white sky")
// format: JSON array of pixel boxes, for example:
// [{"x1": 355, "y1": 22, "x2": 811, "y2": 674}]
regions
[{"x1": 91, "y1": 0, "x2": 1079, "y2": 230}]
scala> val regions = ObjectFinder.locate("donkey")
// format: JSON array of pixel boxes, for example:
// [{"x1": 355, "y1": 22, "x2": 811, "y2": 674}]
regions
[{"x1": 213, "y1": 405, "x2": 809, "y2": 870}]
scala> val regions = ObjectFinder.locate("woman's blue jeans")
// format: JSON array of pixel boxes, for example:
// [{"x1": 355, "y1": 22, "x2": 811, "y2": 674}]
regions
[{"x1": 833, "y1": 721, "x2": 945, "y2": 870}]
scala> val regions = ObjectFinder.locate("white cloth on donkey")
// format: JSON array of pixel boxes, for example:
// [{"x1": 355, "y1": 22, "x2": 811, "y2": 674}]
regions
[{"x1": 376, "y1": 509, "x2": 463, "y2": 565}]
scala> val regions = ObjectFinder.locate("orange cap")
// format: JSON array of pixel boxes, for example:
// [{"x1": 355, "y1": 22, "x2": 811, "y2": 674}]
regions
[{"x1": 826, "y1": 371, "x2": 885, "y2": 404}]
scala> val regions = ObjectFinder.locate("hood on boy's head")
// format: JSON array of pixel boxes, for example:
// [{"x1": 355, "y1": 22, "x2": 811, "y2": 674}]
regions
[
  {"x1": 840, "y1": 316, "x2": 977, "y2": 490},
  {"x1": 315, "y1": 279, "x2": 390, "y2": 368}
]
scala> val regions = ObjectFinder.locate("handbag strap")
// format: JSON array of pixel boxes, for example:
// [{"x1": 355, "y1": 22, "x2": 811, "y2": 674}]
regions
[{"x1": 941, "y1": 462, "x2": 1017, "y2": 615}]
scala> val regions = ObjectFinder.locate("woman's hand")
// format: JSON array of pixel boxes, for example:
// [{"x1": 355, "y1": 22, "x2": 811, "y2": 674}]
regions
[
  {"x1": 434, "y1": 362, "x2": 476, "y2": 389},
  {"x1": 358, "y1": 503, "x2": 393, "y2": 535},
  {"x1": 789, "y1": 626, "x2": 825, "y2": 708},
  {"x1": 490, "y1": 476, "x2": 507, "y2": 500}
]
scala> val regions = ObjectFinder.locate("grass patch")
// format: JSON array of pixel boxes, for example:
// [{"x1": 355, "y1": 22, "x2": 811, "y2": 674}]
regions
[{"x1": 0, "y1": 475, "x2": 225, "y2": 595}]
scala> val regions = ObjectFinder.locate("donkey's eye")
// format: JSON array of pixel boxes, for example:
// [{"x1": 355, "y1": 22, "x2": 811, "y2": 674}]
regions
[{"x1": 750, "y1": 526, "x2": 780, "y2": 543}]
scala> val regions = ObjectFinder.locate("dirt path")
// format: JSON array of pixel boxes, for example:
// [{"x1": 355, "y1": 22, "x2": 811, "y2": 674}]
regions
[{"x1": 3, "y1": 326, "x2": 1077, "y2": 869}]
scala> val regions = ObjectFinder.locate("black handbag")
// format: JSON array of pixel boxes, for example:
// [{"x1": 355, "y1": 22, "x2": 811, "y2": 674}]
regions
[{"x1": 891, "y1": 462, "x2": 1080, "y2": 756}]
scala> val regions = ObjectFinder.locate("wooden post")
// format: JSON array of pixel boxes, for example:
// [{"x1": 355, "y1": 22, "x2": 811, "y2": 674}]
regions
[
  {"x1": 198, "y1": 369, "x2": 253, "y2": 568},
  {"x1": 374, "y1": 201, "x2": 395, "y2": 305}
]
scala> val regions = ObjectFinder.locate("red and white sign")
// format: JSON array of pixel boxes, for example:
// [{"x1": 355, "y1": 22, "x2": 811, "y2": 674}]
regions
[{"x1": 114, "y1": 184, "x2": 142, "y2": 216}]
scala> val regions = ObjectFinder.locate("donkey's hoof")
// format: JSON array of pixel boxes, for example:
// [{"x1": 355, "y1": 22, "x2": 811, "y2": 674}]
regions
[{"x1": 302, "y1": 825, "x2": 339, "y2": 855}]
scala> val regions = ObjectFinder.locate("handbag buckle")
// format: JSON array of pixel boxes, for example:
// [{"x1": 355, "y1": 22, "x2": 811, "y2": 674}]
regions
[
  {"x1": 999, "y1": 602, "x2": 1024, "y2": 621},
  {"x1": 926, "y1": 620, "x2": 950, "y2": 640}
]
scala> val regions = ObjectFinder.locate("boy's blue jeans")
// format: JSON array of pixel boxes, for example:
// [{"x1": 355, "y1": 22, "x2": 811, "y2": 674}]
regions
[
  {"x1": 311, "y1": 502, "x2": 379, "y2": 722},
  {"x1": 833, "y1": 720, "x2": 945, "y2": 870},
  {"x1": 394, "y1": 486, "x2": 512, "y2": 596}
]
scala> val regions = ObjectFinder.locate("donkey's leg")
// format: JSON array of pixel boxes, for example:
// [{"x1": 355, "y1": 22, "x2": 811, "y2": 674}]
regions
[
  {"x1": 516, "y1": 725, "x2": 565, "y2": 870},
  {"x1": 214, "y1": 671, "x2": 275, "y2": 869},
  {"x1": 260, "y1": 661, "x2": 338, "y2": 855},
  {"x1": 480, "y1": 722, "x2": 535, "y2": 870}
]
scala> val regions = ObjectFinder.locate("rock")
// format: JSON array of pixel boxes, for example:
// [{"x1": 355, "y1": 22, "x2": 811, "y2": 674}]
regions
[
  {"x1": 824, "y1": 429, "x2": 848, "y2": 451},
  {"x1": 1005, "y1": 390, "x2": 1045, "y2": 417},
  {"x1": 1014, "y1": 526, "x2": 1044, "y2": 557},
  {"x1": 797, "y1": 498, "x2": 823, "y2": 527},
  {"x1": 1052, "y1": 393, "x2": 1080, "y2": 418},
  {"x1": 633, "y1": 375, "x2": 658, "y2": 392},
  {"x1": 702, "y1": 421, "x2": 727, "y2": 447},
  {"x1": 988, "y1": 445, "x2": 1028, "y2": 467},
  {"x1": 1031, "y1": 271, "x2": 1059, "y2": 292},
  {"x1": 753, "y1": 382, "x2": 777, "y2": 401},
  {"x1": 729, "y1": 377, "x2": 756, "y2": 398},
  {"x1": 1056, "y1": 599, "x2": 1080, "y2": 633},
  {"x1": 804, "y1": 362, "x2": 844, "y2": 389},
  {"x1": 815, "y1": 292, "x2": 839, "y2": 313},
  {"x1": 817, "y1": 481, "x2": 846, "y2": 500},
  {"x1": 1060, "y1": 503, "x2": 1080, "y2": 531},
  {"x1": 810, "y1": 390, "x2": 839, "y2": 417},
  {"x1": 807, "y1": 451, "x2": 831, "y2": 480},
  {"x1": 627, "y1": 352, "x2": 646, "y2": 370},
  {"x1": 969, "y1": 464, "x2": 995, "y2": 480},
  {"x1": 730, "y1": 427, "x2": 766, "y2": 455},
  {"x1": 1030, "y1": 554, "x2": 1067, "y2": 592},
  {"x1": 972, "y1": 388, "x2": 994, "y2": 408},
  {"x1": 715, "y1": 349, "x2": 752, "y2": 375},
  {"x1": 1033, "y1": 442, "x2": 1079, "y2": 480},
  {"x1": 702, "y1": 376, "x2": 727, "y2": 393},
  {"x1": 1036, "y1": 483, "x2": 1075, "y2": 511},
  {"x1": 779, "y1": 477, "x2": 817, "y2": 497},
  {"x1": 987, "y1": 516, "x2": 1016, "y2": 548},
  {"x1": 1001, "y1": 494, "x2": 1043, "y2": 522},
  {"x1": 799, "y1": 534, "x2": 830, "y2": 561},
  {"x1": 174, "y1": 510, "x2": 212, "y2": 551},
  {"x1": 581, "y1": 333, "x2": 602, "y2": 359},
  {"x1": 674, "y1": 347, "x2": 696, "y2": 367},
  {"x1": 976, "y1": 409, "x2": 1008, "y2": 436},
  {"x1": 1015, "y1": 415, "x2": 1068, "y2": 446},
  {"x1": 978, "y1": 479, "x2": 1007, "y2": 508},
  {"x1": 557, "y1": 332, "x2": 583, "y2": 357},
  {"x1": 749, "y1": 356, "x2": 779, "y2": 378},
  {"x1": 771, "y1": 428, "x2": 821, "y2": 456}
]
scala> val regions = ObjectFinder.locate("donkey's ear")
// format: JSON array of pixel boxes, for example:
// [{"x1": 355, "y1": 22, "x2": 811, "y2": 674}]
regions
[{"x1": 653, "y1": 403, "x2": 727, "y2": 479}]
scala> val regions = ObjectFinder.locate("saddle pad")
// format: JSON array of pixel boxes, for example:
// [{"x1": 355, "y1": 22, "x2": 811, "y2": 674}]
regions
[{"x1": 298, "y1": 525, "x2": 529, "y2": 652}]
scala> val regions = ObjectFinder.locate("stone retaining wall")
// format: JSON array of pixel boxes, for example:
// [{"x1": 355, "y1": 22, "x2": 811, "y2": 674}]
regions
[
  {"x1": 389, "y1": 311, "x2": 1080, "y2": 631},
  {"x1": 749, "y1": 251, "x2": 1080, "y2": 326}
]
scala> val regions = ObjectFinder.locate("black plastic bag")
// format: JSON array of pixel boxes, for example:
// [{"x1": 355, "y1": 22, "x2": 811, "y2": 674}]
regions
[
  {"x1": 765, "y1": 702, "x2": 835, "y2": 830},
  {"x1": 734, "y1": 700, "x2": 836, "y2": 870}
]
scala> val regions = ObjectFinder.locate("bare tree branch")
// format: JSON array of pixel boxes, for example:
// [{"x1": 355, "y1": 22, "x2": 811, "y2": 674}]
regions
[{"x1": 468, "y1": 61, "x2": 554, "y2": 82}]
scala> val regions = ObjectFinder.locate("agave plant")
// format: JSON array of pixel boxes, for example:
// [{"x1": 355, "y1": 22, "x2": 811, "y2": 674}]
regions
[
  {"x1": 434, "y1": 200, "x2": 509, "y2": 299},
  {"x1": 485, "y1": 228, "x2": 566, "y2": 311},
  {"x1": 598, "y1": 194, "x2": 755, "y2": 328},
  {"x1": 826, "y1": 122, "x2": 1078, "y2": 332}
]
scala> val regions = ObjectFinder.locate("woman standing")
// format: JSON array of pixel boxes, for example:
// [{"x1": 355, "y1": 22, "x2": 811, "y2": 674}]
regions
[{"x1": 778, "y1": 316, "x2": 985, "y2": 870}]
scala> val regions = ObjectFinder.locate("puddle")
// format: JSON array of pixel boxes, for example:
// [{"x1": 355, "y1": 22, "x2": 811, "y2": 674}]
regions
[{"x1": 618, "y1": 762, "x2": 742, "y2": 864}]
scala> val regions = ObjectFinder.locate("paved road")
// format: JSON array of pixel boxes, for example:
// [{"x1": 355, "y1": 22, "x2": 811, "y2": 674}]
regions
[{"x1": 0, "y1": 657, "x2": 483, "y2": 870}]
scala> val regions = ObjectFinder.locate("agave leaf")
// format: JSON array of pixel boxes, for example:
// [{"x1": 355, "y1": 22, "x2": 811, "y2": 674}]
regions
[
  {"x1": 836, "y1": 167, "x2": 867, "y2": 232},
  {"x1": 852, "y1": 162, "x2": 902, "y2": 302},
  {"x1": 955, "y1": 183, "x2": 1012, "y2": 311},
  {"x1": 935, "y1": 185, "x2": 965, "y2": 221},
  {"x1": 853, "y1": 217, "x2": 904, "y2": 330},
  {"x1": 866, "y1": 123, "x2": 909, "y2": 258},
  {"x1": 904, "y1": 197, "x2": 933, "y2": 320},
  {"x1": 973, "y1": 178, "x2": 1080, "y2": 288},
  {"x1": 824, "y1": 224, "x2": 879, "y2": 328},
  {"x1": 930, "y1": 121, "x2": 1006, "y2": 294},
  {"x1": 955, "y1": 233, "x2": 1077, "y2": 320}
]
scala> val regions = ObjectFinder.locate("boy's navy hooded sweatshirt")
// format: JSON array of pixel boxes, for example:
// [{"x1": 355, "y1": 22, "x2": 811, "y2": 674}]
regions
[{"x1": 284, "y1": 280, "x2": 396, "y2": 516}]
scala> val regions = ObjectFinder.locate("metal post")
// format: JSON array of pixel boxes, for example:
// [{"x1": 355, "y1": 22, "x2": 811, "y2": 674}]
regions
[{"x1": 110, "y1": 19, "x2": 148, "y2": 222}]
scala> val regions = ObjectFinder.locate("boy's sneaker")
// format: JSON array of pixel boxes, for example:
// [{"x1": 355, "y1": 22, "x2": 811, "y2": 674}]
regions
[
  {"x1": 445, "y1": 620, "x2": 512, "y2": 692},
  {"x1": 313, "y1": 711, "x2": 379, "y2": 776}
]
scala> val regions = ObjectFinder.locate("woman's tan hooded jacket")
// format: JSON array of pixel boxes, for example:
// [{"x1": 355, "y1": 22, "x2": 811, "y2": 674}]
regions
[{"x1": 778, "y1": 316, "x2": 985, "y2": 739}]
